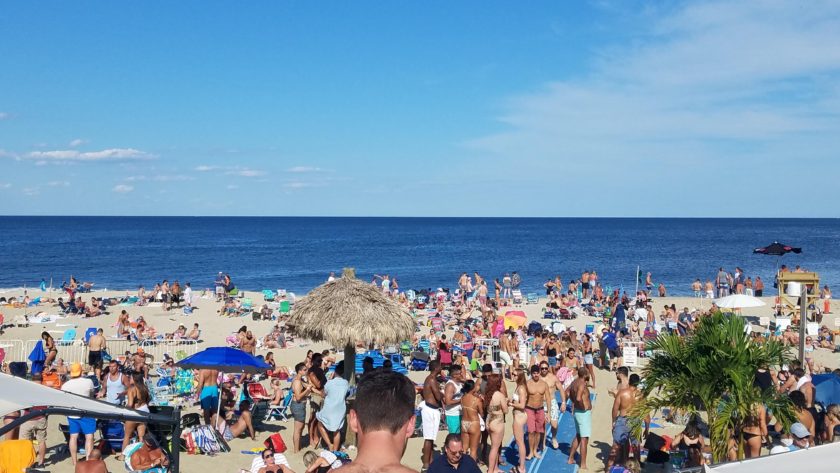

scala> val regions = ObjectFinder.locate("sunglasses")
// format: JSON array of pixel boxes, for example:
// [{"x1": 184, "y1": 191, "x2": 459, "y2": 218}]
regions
[{"x1": 263, "y1": 452, "x2": 273, "y2": 459}]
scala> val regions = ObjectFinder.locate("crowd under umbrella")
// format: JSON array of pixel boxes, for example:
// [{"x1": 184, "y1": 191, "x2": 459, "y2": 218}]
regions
[
  {"x1": 176, "y1": 346, "x2": 271, "y2": 428},
  {"x1": 287, "y1": 267, "x2": 415, "y2": 383}
]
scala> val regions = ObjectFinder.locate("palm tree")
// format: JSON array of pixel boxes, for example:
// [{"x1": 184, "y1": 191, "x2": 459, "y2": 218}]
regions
[{"x1": 630, "y1": 312, "x2": 797, "y2": 462}]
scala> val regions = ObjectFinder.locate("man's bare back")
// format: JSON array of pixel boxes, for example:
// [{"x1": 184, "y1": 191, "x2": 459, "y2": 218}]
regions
[
  {"x1": 336, "y1": 463, "x2": 418, "y2": 473},
  {"x1": 569, "y1": 377, "x2": 591, "y2": 411},
  {"x1": 88, "y1": 334, "x2": 105, "y2": 351}
]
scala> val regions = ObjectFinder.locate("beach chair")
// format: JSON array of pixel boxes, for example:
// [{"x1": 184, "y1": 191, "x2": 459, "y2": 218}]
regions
[
  {"x1": 512, "y1": 289, "x2": 523, "y2": 306},
  {"x1": 278, "y1": 300, "x2": 291, "y2": 316},
  {"x1": 417, "y1": 338, "x2": 431, "y2": 354},
  {"x1": 430, "y1": 317, "x2": 444, "y2": 333},
  {"x1": 526, "y1": 293, "x2": 538, "y2": 305},
  {"x1": 265, "y1": 388, "x2": 293, "y2": 422},
  {"x1": 262, "y1": 290, "x2": 276, "y2": 302},
  {"x1": 57, "y1": 328, "x2": 77, "y2": 346},
  {"x1": 405, "y1": 290, "x2": 416, "y2": 303}
]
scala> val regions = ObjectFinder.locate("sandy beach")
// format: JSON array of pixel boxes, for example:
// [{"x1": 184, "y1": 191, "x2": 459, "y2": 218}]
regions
[{"x1": 1, "y1": 286, "x2": 838, "y2": 473}]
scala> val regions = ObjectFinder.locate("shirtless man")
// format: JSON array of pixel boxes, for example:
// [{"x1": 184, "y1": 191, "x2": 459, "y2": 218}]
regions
[
  {"x1": 498, "y1": 331, "x2": 515, "y2": 380},
  {"x1": 607, "y1": 367, "x2": 640, "y2": 469},
  {"x1": 581, "y1": 271, "x2": 591, "y2": 299},
  {"x1": 539, "y1": 361, "x2": 566, "y2": 450},
  {"x1": 793, "y1": 368, "x2": 815, "y2": 407},
  {"x1": 187, "y1": 323, "x2": 201, "y2": 340},
  {"x1": 241, "y1": 331, "x2": 257, "y2": 355},
  {"x1": 525, "y1": 365, "x2": 550, "y2": 460},
  {"x1": 87, "y1": 329, "x2": 106, "y2": 378},
  {"x1": 567, "y1": 367, "x2": 592, "y2": 471},
  {"x1": 336, "y1": 370, "x2": 418, "y2": 473},
  {"x1": 458, "y1": 273, "x2": 470, "y2": 302},
  {"x1": 131, "y1": 351, "x2": 148, "y2": 379},
  {"x1": 420, "y1": 360, "x2": 444, "y2": 470},
  {"x1": 74, "y1": 448, "x2": 108, "y2": 473},
  {"x1": 129, "y1": 433, "x2": 169, "y2": 472},
  {"x1": 196, "y1": 368, "x2": 220, "y2": 425}
]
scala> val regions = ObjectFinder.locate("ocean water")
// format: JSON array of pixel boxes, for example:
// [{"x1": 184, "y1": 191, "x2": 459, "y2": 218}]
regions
[{"x1": 0, "y1": 217, "x2": 837, "y2": 296}]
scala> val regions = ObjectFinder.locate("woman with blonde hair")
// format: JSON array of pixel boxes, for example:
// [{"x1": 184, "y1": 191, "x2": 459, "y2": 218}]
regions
[{"x1": 824, "y1": 404, "x2": 840, "y2": 443}]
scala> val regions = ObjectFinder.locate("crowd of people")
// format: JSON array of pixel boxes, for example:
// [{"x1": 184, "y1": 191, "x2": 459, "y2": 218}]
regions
[{"x1": 1, "y1": 267, "x2": 839, "y2": 473}]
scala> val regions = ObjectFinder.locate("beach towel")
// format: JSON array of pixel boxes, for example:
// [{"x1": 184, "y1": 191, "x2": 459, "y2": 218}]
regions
[
  {"x1": 0, "y1": 439, "x2": 35, "y2": 473},
  {"x1": 28, "y1": 340, "x2": 46, "y2": 376}
]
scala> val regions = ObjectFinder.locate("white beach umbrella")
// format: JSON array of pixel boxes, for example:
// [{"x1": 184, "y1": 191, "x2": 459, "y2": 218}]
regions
[{"x1": 714, "y1": 294, "x2": 766, "y2": 309}]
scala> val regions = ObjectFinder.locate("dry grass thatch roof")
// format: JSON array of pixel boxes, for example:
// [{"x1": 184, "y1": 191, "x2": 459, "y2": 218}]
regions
[{"x1": 288, "y1": 270, "x2": 415, "y2": 347}]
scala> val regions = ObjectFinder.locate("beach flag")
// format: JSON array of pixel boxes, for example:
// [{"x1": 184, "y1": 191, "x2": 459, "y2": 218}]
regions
[{"x1": 636, "y1": 268, "x2": 643, "y2": 284}]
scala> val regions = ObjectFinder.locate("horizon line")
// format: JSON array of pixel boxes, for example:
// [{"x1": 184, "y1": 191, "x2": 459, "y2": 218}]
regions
[{"x1": 1, "y1": 215, "x2": 839, "y2": 220}]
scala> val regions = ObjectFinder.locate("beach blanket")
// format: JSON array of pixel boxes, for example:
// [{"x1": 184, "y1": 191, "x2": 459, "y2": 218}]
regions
[{"x1": 28, "y1": 313, "x2": 61, "y2": 324}]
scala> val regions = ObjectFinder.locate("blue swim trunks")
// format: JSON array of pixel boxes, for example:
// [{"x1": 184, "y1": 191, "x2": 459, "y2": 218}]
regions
[{"x1": 200, "y1": 385, "x2": 219, "y2": 411}]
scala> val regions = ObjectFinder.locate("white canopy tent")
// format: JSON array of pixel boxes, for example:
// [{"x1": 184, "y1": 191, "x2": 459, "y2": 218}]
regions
[
  {"x1": 702, "y1": 442, "x2": 840, "y2": 472},
  {"x1": 0, "y1": 372, "x2": 181, "y2": 471}
]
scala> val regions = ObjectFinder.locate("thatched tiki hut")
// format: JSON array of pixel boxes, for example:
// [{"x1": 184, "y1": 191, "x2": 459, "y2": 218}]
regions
[{"x1": 287, "y1": 268, "x2": 415, "y2": 382}]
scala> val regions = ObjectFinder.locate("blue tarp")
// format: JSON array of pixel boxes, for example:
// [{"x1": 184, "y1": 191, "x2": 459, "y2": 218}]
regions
[
  {"x1": 813, "y1": 373, "x2": 840, "y2": 406},
  {"x1": 28, "y1": 340, "x2": 46, "y2": 376}
]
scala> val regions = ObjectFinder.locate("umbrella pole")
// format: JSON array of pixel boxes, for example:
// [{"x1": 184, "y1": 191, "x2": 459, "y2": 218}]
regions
[{"x1": 344, "y1": 344, "x2": 355, "y2": 383}]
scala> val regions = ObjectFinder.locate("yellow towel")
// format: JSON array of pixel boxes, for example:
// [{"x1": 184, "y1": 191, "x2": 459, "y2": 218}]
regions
[{"x1": 0, "y1": 439, "x2": 35, "y2": 473}]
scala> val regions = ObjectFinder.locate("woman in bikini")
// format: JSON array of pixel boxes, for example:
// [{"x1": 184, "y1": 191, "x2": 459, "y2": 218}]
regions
[
  {"x1": 741, "y1": 403, "x2": 767, "y2": 458},
  {"x1": 673, "y1": 423, "x2": 705, "y2": 467},
  {"x1": 460, "y1": 380, "x2": 483, "y2": 460},
  {"x1": 509, "y1": 369, "x2": 528, "y2": 473},
  {"x1": 120, "y1": 373, "x2": 150, "y2": 457},
  {"x1": 484, "y1": 374, "x2": 508, "y2": 473},
  {"x1": 41, "y1": 332, "x2": 57, "y2": 368},
  {"x1": 581, "y1": 335, "x2": 596, "y2": 389}
]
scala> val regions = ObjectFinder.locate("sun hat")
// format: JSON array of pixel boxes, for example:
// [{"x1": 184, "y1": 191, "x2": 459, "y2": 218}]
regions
[
  {"x1": 69, "y1": 362, "x2": 83, "y2": 378},
  {"x1": 790, "y1": 422, "x2": 810, "y2": 439}
]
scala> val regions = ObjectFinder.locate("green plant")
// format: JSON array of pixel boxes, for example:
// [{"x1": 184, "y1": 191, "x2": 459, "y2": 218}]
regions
[{"x1": 630, "y1": 312, "x2": 796, "y2": 462}]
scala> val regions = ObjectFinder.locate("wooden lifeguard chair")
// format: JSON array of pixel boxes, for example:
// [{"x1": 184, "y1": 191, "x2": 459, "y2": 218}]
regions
[{"x1": 777, "y1": 271, "x2": 820, "y2": 322}]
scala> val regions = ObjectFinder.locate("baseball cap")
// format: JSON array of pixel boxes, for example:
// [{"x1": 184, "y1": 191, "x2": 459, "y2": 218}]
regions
[
  {"x1": 70, "y1": 362, "x2": 83, "y2": 377},
  {"x1": 790, "y1": 422, "x2": 810, "y2": 439}
]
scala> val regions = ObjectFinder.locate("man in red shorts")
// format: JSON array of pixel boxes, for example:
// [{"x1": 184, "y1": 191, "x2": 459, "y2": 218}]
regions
[{"x1": 524, "y1": 364, "x2": 550, "y2": 460}]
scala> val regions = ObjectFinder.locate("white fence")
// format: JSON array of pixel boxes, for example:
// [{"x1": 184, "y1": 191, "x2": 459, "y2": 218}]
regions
[
  {"x1": 14, "y1": 339, "x2": 200, "y2": 366},
  {"x1": 0, "y1": 339, "x2": 26, "y2": 363}
]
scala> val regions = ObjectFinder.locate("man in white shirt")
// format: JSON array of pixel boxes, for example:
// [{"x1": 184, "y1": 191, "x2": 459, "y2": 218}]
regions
[
  {"x1": 61, "y1": 362, "x2": 96, "y2": 465},
  {"x1": 183, "y1": 282, "x2": 193, "y2": 308}
]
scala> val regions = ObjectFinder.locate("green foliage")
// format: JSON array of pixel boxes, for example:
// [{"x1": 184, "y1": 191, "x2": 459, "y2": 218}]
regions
[{"x1": 630, "y1": 312, "x2": 796, "y2": 462}]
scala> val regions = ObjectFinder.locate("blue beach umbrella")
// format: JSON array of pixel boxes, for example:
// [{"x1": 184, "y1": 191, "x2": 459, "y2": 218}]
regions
[
  {"x1": 176, "y1": 347, "x2": 271, "y2": 425},
  {"x1": 176, "y1": 346, "x2": 270, "y2": 373},
  {"x1": 812, "y1": 374, "x2": 840, "y2": 407}
]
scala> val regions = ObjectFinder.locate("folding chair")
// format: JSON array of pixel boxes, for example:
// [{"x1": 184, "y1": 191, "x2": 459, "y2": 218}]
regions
[{"x1": 265, "y1": 388, "x2": 293, "y2": 422}]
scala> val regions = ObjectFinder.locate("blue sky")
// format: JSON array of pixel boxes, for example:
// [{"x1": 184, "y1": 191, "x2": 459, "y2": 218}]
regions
[{"x1": 2, "y1": 1, "x2": 840, "y2": 217}]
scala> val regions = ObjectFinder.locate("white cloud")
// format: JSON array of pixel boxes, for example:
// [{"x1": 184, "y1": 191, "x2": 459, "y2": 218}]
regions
[
  {"x1": 0, "y1": 182, "x2": 11, "y2": 189},
  {"x1": 286, "y1": 166, "x2": 323, "y2": 173},
  {"x1": 226, "y1": 184, "x2": 239, "y2": 190},
  {"x1": 226, "y1": 168, "x2": 266, "y2": 178},
  {"x1": 195, "y1": 165, "x2": 219, "y2": 172},
  {"x1": 0, "y1": 149, "x2": 18, "y2": 160},
  {"x1": 0, "y1": 112, "x2": 10, "y2": 120},
  {"x1": 27, "y1": 148, "x2": 154, "y2": 162},
  {"x1": 68, "y1": 138, "x2": 88, "y2": 148},
  {"x1": 22, "y1": 187, "x2": 39, "y2": 196},
  {"x1": 467, "y1": 1, "x2": 840, "y2": 174},
  {"x1": 112, "y1": 184, "x2": 134, "y2": 193},
  {"x1": 47, "y1": 181, "x2": 70, "y2": 187}
]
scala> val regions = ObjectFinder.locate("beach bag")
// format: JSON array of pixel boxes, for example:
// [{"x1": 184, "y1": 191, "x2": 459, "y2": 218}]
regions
[
  {"x1": 41, "y1": 371, "x2": 62, "y2": 389},
  {"x1": 179, "y1": 429, "x2": 197, "y2": 454},
  {"x1": 263, "y1": 433, "x2": 287, "y2": 454},
  {"x1": 192, "y1": 425, "x2": 222, "y2": 455},
  {"x1": 183, "y1": 306, "x2": 193, "y2": 315}
]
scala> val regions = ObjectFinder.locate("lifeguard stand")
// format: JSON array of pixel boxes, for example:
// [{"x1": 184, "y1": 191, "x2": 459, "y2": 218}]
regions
[{"x1": 777, "y1": 271, "x2": 820, "y2": 321}]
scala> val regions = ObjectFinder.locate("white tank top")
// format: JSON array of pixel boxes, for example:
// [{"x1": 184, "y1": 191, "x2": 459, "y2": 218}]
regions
[
  {"x1": 444, "y1": 380, "x2": 463, "y2": 416},
  {"x1": 106, "y1": 373, "x2": 125, "y2": 404}
]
